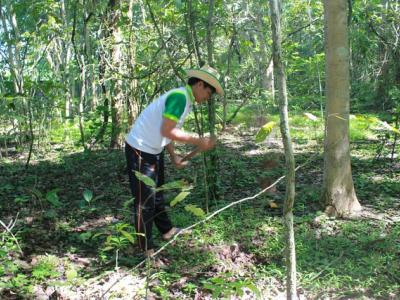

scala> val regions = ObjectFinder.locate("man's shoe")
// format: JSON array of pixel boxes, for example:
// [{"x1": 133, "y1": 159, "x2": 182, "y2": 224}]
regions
[
  {"x1": 162, "y1": 227, "x2": 181, "y2": 241},
  {"x1": 144, "y1": 249, "x2": 155, "y2": 257},
  {"x1": 162, "y1": 227, "x2": 192, "y2": 241}
]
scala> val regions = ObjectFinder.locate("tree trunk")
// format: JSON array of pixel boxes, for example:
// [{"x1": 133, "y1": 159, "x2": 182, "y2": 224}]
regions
[
  {"x1": 0, "y1": 1, "x2": 24, "y2": 95},
  {"x1": 188, "y1": 0, "x2": 203, "y2": 66},
  {"x1": 60, "y1": 0, "x2": 74, "y2": 121},
  {"x1": 127, "y1": 0, "x2": 139, "y2": 126},
  {"x1": 322, "y1": 0, "x2": 361, "y2": 216},
  {"x1": 254, "y1": 3, "x2": 274, "y2": 99},
  {"x1": 206, "y1": 0, "x2": 218, "y2": 202},
  {"x1": 109, "y1": 0, "x2": 125, "y2": 149},
  {"x1": 0, "y1": 0, "x2": 28, "y2": 150},
  {"x1": 222, "y1": 32, "x2": 236, "y2": 129},
  {"x1": 375, "y1": 0, "x2": 390, "y2": 110},
  {"x1": 78, "y1": 64, "x2": 87, "y2": 149},
  {"x1": 269, "y1": 1, "x2": 297, "y2": 299}
]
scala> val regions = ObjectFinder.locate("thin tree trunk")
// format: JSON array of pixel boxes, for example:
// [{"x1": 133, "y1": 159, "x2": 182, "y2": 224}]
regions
[
  {"x1": 127, "y1": 0, "x2": 139, "y2": 126},
  {"x1": 60, "y1": 0, "x2": 74, "y2": 122},
  {"x1": 375, "y1": 0, "x2": 390, "y2": 110},
  {"x1": 71, "y1": 1, "x2": 88, "y2": 150},
  {"x1": 255, "y1": 3, "x2": 274, "y2": 99},
  {"x1": 78, "y1": 63, "x2": 87, "y2": 149},
  {"x1": 25, "y1": 88, "x2": 35, "y2": 169},
  {"x1": 222, "y1": 32, "x2": 236, "y2": 129},
  {"x1": 322, "y1": 0, "x2": 361, "y2": 216},
  {"x1": 109, "y1": 0, "x2": 125, "y2": 149},
  {"x1": 205, "y1": 0, "x2": 218, "y2": 202},
  {"x1": 269, "y1": 0, "x2": 297, "y2": 299},
  {"x1": 206, "y1": 0, "x2": 215, "y2": 67},
  {"x1": 188, "y1": 0, "x2": 202, "y2": 66},
  {"x1": 83, "y1": 0, "x2": 96, "y2": 110}
]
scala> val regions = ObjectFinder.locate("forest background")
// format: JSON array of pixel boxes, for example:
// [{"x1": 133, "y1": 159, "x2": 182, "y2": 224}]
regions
[{"x1": 0, "y1": 0, "x2": 399, "y2": 299}]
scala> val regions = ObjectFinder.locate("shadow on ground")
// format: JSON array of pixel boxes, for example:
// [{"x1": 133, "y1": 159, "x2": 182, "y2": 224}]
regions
[{"x1": 0, "y1": 131, "x2": 399, "y2": 298}]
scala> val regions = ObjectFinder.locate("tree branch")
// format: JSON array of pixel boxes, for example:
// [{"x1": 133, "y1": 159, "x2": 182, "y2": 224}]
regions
[
  {"x1": 145, "y1": 0, "x2": 185, "y2": 82},
  {"x1": 0, "y1": 213, "x2": 23, "y2": 255}
]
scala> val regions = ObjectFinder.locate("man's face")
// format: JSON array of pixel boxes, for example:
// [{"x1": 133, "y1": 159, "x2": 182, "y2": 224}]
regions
[{"x1": 194, "y1": 81, "x2": 214, "y2": 103}]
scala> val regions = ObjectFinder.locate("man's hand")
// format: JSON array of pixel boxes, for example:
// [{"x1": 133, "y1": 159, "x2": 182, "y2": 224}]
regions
[
  {"x1": 161, "y1": 118, "x2": 217, "y2": 151},
  {"x1": 196, "y1": 136, "x2": 216, "y2": 151},
  {"x1": 172, "y1": 155, "x2": 189, "y2": 169}
]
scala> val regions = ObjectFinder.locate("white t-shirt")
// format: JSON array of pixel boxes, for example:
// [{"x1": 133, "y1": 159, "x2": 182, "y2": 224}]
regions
[{"x1": 125, "y1": 86, "x2": 194, "y2": 154}]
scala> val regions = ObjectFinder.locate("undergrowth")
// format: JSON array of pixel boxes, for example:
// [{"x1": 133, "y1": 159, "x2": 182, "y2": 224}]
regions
[{"x1": 0, "y1": 112, "x2": 399, "y2": 298}]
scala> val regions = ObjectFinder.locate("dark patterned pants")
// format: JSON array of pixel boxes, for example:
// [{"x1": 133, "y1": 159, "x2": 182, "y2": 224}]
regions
[{"x1": 125, "y1": 142, "x2": 173, "y2": 251}]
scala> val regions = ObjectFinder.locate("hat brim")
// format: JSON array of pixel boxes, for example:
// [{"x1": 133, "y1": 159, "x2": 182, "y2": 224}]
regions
[{"x1": 186, "y1": 69, "x2": 224, "y2": 96}]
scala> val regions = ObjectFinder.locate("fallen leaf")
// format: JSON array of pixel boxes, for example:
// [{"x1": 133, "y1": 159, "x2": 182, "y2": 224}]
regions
[{"x1": 268, "y1": 201, "x2": 279, "y2": 209}]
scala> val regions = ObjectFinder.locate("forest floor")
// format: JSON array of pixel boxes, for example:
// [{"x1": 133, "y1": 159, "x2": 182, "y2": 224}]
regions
[{"x1": 0, "y1": 125, "x2": 399, "y2": 299}]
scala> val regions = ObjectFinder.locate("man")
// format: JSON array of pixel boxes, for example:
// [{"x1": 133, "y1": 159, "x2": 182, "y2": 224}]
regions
[{"x1": 125, "y1": 66, "x2": 224, "y2": 256}]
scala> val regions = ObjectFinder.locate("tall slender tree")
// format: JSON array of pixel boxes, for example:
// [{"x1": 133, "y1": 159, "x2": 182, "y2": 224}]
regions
[
  {"x1": 322, "y1": 0, "x2": 361, "y2": 216},
  {"x1": 206, "y1": 0, "x2": 219, "y2": 202},
  {"x1": 269, "y1": 0, "x2": 297, "y2": 298}
]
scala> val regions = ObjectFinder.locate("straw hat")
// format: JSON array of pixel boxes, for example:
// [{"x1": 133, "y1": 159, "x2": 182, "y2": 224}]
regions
[{"x1": 185, "y1": 66, "x2": 224, "y2": 96}]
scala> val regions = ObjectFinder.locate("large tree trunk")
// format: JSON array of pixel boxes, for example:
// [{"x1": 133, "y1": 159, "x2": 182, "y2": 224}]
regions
[
  {"x1": 269, "y1": 0, "x2": 297, "y2": 299},
  {"x1": 322, "y1": 0, "x2": 361, "y2": 216}
]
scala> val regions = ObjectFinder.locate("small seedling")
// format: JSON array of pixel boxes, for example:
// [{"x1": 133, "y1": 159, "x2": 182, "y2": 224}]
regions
[{"x1": 79, "y1": 189, "x2": 104, "y2": 209}]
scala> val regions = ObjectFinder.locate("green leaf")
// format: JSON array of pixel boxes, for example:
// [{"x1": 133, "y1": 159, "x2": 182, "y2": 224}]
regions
[
  {"x1": 66, "y1": 268, "x2": 78, "y2": 282},
  {"x1": 83, "y1": 189, "x2": 93, "y2": 203},
  {"x1": 158, "y1": 179, "x2": 190, "y2": 191},
  {"x1": 170, "y1": 191, "x2": 190, "y2": 207},
  {"x1": 255, "y1": 121, "x2": 276, "y2": 143},
  {"x1": 93, "y1": 194, "x2": 105, "y2": 202},
  {"x1": 115, "y1": 223, "x2": 130, "y2": 232},
  {"x1": 102, "y1": 246, "x2": 114, "y2": 252},
  {"x1": 46, "y1": 190, "x2": 61, "y2": 208},
  {"x1": 212, "y1": 287, "x2": 223, "y2": 298},
  {"x1": 120, "y1": 230, "x2": 136, "y2": 245},
  {"x1": 79, "y1": 232, "x2": 92, "y2": 243},
  {"x1": 246, "y1": 283, "x2": 260, "y2": 297},
  {"x1": 92, "y1": 232, "x2": 106, "y2": 239},
  {"x1": 185, "y1": 204, "x2": 205, "y2": 218},
  {"x1": 44, "y1": 209, "x2": 58, "y2": 219},
  {"x1": 14, "y1": 195, "x2": 29, "y2": 204},
  {"x1": 31, "y1": 188, "x2": 43, "y2": 199},
  {"x1": 134, "y1": 171, "x2": 156, "y2": 188}
]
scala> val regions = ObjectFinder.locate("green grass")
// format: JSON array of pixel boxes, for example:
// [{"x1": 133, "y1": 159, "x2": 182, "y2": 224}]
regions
[{"x1": 226, "y1": 108, "x2": 392, "y2": 144}]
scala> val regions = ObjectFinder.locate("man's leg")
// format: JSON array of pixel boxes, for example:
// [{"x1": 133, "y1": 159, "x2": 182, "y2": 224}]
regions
[
  {"x1": 125, "y1": 143, "x2": 156, "y2": 251},
  {"x1": 154, "y1": 151, "x2": 174, "y2": 234}
]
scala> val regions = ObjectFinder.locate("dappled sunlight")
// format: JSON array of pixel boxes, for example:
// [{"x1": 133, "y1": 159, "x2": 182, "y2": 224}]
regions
[
  {"x1": 71, "y1": 215, "x2": 120, "y2": 232},
  {"x1": 1, "y1": 117, "x2": 399, "y2": 298}
]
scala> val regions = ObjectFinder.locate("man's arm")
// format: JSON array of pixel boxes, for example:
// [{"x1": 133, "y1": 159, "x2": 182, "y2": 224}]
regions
[
  {"x1": 165, "y1": 142, "x2": 177, "y2": 161},
  {"x1": 165, "y1": 142, "x2": 187, "y2": 169},
  {"x1": 161, "y1": 118, "x2": 215, "y2": 151}
]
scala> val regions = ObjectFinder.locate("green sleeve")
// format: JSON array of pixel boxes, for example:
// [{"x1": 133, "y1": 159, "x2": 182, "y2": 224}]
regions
[{"x1": 163, "y1": 91, "x2": 186, "y2": 122}]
